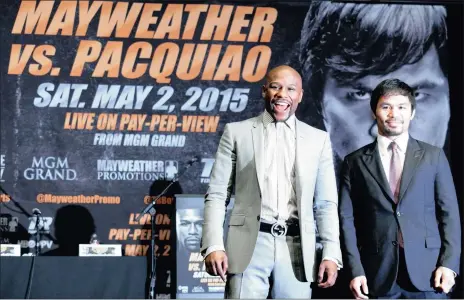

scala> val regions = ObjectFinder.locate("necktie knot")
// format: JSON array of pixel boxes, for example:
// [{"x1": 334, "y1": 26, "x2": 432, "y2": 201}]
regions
[{"x1": 389, "y1": 141, "x2": 398, "y2": 151}]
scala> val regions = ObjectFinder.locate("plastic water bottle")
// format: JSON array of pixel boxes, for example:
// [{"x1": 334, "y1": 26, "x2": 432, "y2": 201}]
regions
[{"x1": 89, "y1": 233, "x2": 99, "y2": 244}]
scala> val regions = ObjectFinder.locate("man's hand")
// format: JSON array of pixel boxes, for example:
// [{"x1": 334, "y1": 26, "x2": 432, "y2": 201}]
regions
[
  {"x1": 434, "y1": 266, "x2": 455, "y2": 294},
  {"x1": 204, "y1": 250, "x2": 228, "y2": 282},
  {"x1": 350, "y1": 276, "x2": 369, "y2": 299},
  {"x1": 317, "y1": 260, "x2": 338, "y2": 288}
]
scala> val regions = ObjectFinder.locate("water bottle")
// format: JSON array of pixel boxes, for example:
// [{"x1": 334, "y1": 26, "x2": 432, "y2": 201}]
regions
[{"x1": 89, "y1": 233, "x2": 99, "y2": 244}]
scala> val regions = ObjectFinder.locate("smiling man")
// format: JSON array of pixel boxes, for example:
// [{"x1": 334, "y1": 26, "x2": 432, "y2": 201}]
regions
[
  {"x1": 339, "y1": 79, "x2": 461, "y2": 299},
  {"x1": 201, "y1": 65, "x2": 342, "y2": 298}
]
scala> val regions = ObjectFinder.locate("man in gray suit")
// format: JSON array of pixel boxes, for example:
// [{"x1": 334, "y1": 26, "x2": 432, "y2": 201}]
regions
[
  {"x1": 201, "y1": 65, "x2": 343, "y2": 298},
  {"x1": 339, "y1": 79, "x2": 461, "y2": 299}
]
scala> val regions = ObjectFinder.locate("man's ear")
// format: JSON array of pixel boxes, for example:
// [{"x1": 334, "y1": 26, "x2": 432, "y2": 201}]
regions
[
  {"x1": 298, "y1": 89, "x2": 304, "y2": 103},
  {"x1": 372, "y1": 111, "x2": 376, "y2": 120},
  {"x1": 262, "y1": 85, "x2": 266, "y2": 98}
]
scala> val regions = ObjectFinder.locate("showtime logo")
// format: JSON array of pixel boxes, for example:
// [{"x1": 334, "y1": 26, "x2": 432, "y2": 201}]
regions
[{"x1": 23, "y1": 157, "x2": 77, "y2": 180}]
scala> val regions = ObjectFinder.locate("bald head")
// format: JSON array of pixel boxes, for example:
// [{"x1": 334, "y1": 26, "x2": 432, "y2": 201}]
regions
[
  {"x1": 262, "y1": 65, "x2": 304, "y2": 122},
  {"x1": 265, "y1": 65, "x2": 303, "y2": 86}
]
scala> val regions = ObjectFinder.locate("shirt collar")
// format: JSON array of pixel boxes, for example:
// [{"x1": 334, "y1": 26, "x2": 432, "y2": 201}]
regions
[
  {"x1": 377, "y1": 132, "x2": 409, "y2": 155},
  {"x1": 262, "y1": 110, "x2": 296, "y2": 132}
]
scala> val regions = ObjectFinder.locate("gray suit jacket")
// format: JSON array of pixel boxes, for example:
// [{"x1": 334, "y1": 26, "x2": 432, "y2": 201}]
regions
[{"x1": 201, "y1": 114, "x2": 342, "y2": 281}]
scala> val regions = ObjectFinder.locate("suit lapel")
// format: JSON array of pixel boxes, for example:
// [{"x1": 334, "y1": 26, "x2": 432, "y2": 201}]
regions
[
  {"x1": 398, "y1": 138, "x2": 424, "y2": 201},
  {"x1": 361, "y1": 142, "x2": 395, "y2": 203},
  {"x1": 295, "y1": 120, "x2": 305, "y2": 207},
  {"x1": 252, "y1": 116, "x2": 265, "y2": 196}
]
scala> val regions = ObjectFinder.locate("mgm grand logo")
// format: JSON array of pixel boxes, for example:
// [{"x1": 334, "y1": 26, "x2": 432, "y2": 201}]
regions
[{"x1": 23, "y1": 157, "x2": 77, "y2": 181}]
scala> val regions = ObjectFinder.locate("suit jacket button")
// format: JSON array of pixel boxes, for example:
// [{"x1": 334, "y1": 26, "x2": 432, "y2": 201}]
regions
[{"x1": 257, "y1": 215, "x2": 260, "y2": 221}]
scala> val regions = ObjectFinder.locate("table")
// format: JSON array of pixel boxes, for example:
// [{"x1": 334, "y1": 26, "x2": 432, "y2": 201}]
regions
[{"x1": 0, "y1": 257, "x2": 147, "y2": 299}]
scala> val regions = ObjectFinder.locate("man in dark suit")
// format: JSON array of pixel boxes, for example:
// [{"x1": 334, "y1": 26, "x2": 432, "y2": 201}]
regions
[{"x1": 339, "y1": 79, "x2": 461, "y2": 299}]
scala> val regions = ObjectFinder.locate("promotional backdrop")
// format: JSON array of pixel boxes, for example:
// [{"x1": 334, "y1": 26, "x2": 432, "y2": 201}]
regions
[{"x1": 0, "y1": 1, "x2": 462, "y2": 298}]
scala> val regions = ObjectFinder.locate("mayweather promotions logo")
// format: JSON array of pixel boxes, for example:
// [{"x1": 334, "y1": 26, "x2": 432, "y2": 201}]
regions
[
  {"x1": 24, "y1": 157, "x2": 77, "y2": 180},
  {"x1": 97, "y1": 159, "x2": 178, "y2": 181},
  {"x1": 0, "y1": 216, "x2": 18, "y2": 233}
]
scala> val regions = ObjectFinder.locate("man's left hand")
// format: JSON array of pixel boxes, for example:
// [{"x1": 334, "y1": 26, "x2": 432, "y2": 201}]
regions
[
  {"x1": 318, "y1": 260, "x2": 338, "y2": 288},
  {"x1": 434, "y1": 266, "x2": 455, "y2": 294}
]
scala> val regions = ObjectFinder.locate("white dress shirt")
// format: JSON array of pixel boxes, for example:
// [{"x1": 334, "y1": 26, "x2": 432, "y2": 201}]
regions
[
  {"x1": 261, "y1": 109, "x2": 298, "y2": 222},
  {"x1": 377, "y1": 132, "x2": 408, "y2": 183}
]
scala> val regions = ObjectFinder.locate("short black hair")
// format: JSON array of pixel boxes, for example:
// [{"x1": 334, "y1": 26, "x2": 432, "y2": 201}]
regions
[
  {"x1": 298, "y1": 2, "x2": 447, "y2": 113},
  {"x1": 370, "y1": 78, "x2": 416, "y2": 113}
]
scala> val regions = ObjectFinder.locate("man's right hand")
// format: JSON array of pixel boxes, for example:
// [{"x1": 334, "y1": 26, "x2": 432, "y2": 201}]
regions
[
  {"x1": 205, "y1": 250, "x2": 228, "y2": 282},
  {"x1": 350, "y1": 276, "x2": 369, "y2": 299}
]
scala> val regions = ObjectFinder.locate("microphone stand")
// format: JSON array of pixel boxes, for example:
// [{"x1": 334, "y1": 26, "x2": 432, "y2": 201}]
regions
[
  {"x1": 135, "y1": 160, "x2": 197, "y2": 299},
  {"x1": 0, "y1": 185, "x2": 57, "y2": 243},
  {"x1": 0, "y1": 185, "x2": 54, "y2": 299},
  {"x1": 25, "y1": 214, "x2": 41, "y2": 299},
  {"x1": 33, "y1": 213, "x2": 41, "y2": 256}
]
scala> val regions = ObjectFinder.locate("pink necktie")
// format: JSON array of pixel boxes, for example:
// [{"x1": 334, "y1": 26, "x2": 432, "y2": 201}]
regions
[
  {"x1": 389, "y1": 141, "x2": 404, "y2": 247},
  {"x1": 389, "y1": 142, "x2": 401, "y2": 202}
]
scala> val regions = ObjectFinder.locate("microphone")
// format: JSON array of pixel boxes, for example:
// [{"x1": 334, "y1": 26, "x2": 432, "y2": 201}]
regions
[
  {"x1": 32, "y1": 208, "x2": 42, "y2": 240},
  {"x1": 187, "y1": 156, "x2": 201, "y2": 165}
]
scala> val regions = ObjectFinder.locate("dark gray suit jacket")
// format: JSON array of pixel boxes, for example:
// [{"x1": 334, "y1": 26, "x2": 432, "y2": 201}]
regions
[{"x1": 339, "y1": 137, "x2": 461, "y2": 296}]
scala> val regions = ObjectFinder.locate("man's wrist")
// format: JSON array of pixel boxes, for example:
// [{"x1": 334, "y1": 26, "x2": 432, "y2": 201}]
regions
[
  {"x1": 322, "y1": 256, "x2": 342, "y2": 270},
  {"x1": 202, "y1": 245, "x2": 225, "y2": 258},
  {"x1": 439, "y1": 266, "x2": 457, "y2": 278}
]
